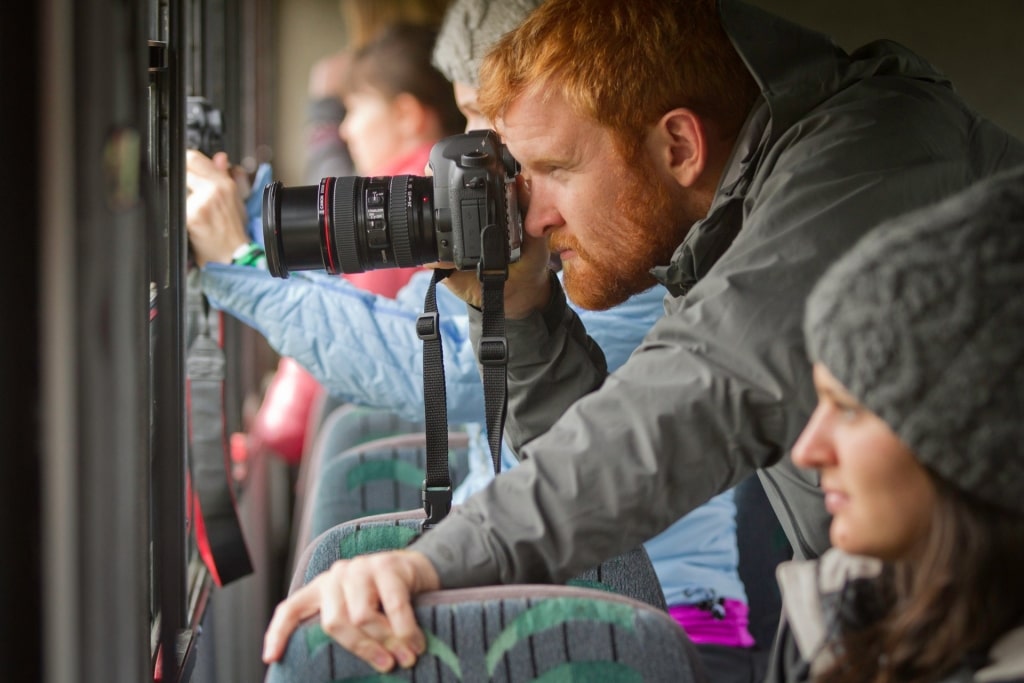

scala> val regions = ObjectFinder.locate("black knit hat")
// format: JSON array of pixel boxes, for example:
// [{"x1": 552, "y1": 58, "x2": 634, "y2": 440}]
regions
[{"x1": 803, "y1": 165, "x2": 1024, "y2": 515}]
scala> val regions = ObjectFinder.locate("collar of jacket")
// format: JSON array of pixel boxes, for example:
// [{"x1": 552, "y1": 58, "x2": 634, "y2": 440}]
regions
[
  {"x1": 777, "y1": 549, "x2": 1024, "y2": 682},
  {"x1": 978, "y1": 628, "x2": 1024, "y2": 683},
  {"x1": 776, "y1": 549, "x2": 882, "y2": 678},
  {"x1": 650, "y1": 0, "x2": 953, "y2": 297}
]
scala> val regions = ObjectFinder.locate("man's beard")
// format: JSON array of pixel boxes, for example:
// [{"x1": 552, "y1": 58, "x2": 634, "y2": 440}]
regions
[{"x1": 553, "y1": 164, "x2": 690, "y2": 311}]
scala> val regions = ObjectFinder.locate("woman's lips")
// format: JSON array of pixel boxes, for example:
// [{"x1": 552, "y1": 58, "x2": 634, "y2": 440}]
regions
[{"x1": 823, "y1": 490, "x2": 849, "y2": 514}]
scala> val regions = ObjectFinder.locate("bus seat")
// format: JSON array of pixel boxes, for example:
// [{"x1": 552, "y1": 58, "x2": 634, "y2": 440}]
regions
[
  {"x1": 306, "y1": 431, "x2": 472, "y2": 542},
  {"x1": 289, "y1": 405, "x2": 426, "y2": 573},
  {"x1": 307, "y1": 404, "x2": 425, "y2": 473},
  {"x1": 265, "y1": 584, "x2": 702, "y2": 683},
  {"x1": 289, "y1": 510, "x2": 667, "y2": 612},
  {"x1": 289, "y1": 509, "x2": 426, "y2": 595},
  {"x1": 300, "y1": 391, "x2": 347, "y2": 462}
]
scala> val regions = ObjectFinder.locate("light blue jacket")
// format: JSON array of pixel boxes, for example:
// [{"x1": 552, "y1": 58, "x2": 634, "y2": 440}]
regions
[{"x1": 201, "y1": 264, "x2": 746, "y2": 605}]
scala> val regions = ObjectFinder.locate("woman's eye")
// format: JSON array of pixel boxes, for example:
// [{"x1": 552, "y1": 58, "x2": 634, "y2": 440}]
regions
[{"x1": 837, "y1": 403, "x2": 861, "y2": 421}]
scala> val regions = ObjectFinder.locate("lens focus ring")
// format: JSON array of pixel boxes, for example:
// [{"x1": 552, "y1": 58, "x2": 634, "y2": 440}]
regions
[
  {"x1": 389, "y1": 176, "x2": 415, "y2": 268},
  {"x1": 333, "y1": 177, "x2": 363, "y2": 273}
]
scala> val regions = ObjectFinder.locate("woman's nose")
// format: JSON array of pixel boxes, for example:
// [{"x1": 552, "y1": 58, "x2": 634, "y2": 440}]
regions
[{"x1": 791, "y1": 404, "x2": 835, "y2": 470}]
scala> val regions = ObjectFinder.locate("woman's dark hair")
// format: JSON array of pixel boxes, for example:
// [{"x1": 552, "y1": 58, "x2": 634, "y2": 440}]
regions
[
  {"x1": 343, "y1": 22, "x2": 465, "y2": 137},
  {"x1": 821, "y1": 475, "x2": 1024, "y2": 683}
]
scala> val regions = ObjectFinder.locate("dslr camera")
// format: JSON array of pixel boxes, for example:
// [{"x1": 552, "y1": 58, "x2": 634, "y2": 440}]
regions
[
  {"x1": 185, "y1": 96, "x2": 225, "y2": 157},
  {"x1": 262, "y1": 129, "x2": 523, "y2": 278}
]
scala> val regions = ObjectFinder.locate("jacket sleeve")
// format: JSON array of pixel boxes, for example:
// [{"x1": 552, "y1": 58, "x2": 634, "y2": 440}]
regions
[
  {"x1": 475, "y1": 274, "x2": 667, "y2": 452},
  {"x1": 200, "y1": 265, "x2": 486, "y2": 425},
  {"x1": 411, "y1": 81, "x2": 1015, "y2": 585}
]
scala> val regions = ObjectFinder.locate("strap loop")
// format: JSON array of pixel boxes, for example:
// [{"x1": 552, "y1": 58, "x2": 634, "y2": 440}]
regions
[
  {"x1": 416, "y1": 312, "x2": 440, "y2": 341},
  {"x1": 478, "y1": 337, "x2": 508, "y2": 366}
]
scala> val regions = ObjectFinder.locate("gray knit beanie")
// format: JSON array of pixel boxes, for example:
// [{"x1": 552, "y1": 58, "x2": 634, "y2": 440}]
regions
[
  {"x1": 431, "y1": 0, "x2": 544, "y2": 87},
  {"x1": 804, "y1": 165, "x2": 1024, "y2": 515}
]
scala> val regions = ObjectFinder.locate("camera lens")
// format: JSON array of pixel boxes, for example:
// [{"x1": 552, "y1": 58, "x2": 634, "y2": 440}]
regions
[{"x1": 262, "y1": 175, "x2": 438, "y2": 279}]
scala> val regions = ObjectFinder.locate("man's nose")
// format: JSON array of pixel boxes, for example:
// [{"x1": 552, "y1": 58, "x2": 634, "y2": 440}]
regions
[{"x1": 521, "y1": 184, "x2": 563, "y2": 238}]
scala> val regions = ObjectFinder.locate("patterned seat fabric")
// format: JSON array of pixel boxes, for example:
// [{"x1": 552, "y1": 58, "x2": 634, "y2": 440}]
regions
[
  {"x1": 289, "y1": 405, "x2": 427, "y2": 571},
  {"x1": 266, "y1": 584, "x2": 702, "y2": 683},
  {"x1": 307, "y1": 431, "x2": 471, "y2": 543},
  {"x1": 289, "y1": 510, "x2": 666, "y2": 611}
]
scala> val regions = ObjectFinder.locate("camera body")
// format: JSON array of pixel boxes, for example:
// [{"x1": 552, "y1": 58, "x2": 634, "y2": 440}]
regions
[
  {"x1": 185, "y1": 96, "x2": 224, "y2": 157},
  {"x1": 262, "y1": 129, "x2": 523, "y2": 278},
  {"x1": 427, "y1": 129, "x2": 522, "y2": 271}
]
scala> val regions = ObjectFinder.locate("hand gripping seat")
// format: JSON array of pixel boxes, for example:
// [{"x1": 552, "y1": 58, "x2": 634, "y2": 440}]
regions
[
  {"x1": 266, "y1": 583, "x2": 702, "y2": 683},
  {"x1": 287, "y1": 509, "x2": 667, "y2": 611}
]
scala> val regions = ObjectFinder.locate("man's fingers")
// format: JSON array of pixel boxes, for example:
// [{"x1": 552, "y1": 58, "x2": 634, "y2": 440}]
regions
[
  {"x1": 261, "y1": 552, "x2": 438, "y2": 673},
  {"x1": 326, "y1": 559, "x2": 423, "y2": 673},
  {"x1": 376, "y1": 563, "x2": 425, "y2": 664},
  {"x1": 319, "y1": 567, "x2": 397, "y2": 673},
  {"x1": 211, "y1": 151, "x2": 231, "y2": 171},
  {"x1": 262, "y1": 580, "x2": 326, "y2": 663}
]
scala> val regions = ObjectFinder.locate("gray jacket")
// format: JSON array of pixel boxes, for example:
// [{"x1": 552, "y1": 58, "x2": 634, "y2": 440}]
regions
[
  {"x1": 411, "y1": 0, "x2": 1024, "y2": 584},
  {"x1": 769, "y1": 550, "x2": 1024, "y2": 683}
]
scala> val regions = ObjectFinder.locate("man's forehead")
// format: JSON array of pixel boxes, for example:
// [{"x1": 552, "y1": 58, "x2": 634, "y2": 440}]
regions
[{"x1": 496, "y1": 93, "x2": 569, "y2": 143}]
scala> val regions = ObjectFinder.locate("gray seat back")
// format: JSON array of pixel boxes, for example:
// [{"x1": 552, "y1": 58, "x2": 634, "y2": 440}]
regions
[
  {"x1": 289, "y1": 405, "x2": 425, "y2": 572},
  {"x1": 289, "y1": 510, "x2": 666, "y2": 611},
  {"x1": 266, "y1": 584, "x2": 702, "y2": 683},
  {"x1": 306, "y1": 431, "x2": 471, "y2": 543}
]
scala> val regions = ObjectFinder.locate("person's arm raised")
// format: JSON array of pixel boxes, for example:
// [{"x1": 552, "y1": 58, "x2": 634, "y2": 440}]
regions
[{"x1": 185, "y1": 150, "x2": 250, "y2": 267}]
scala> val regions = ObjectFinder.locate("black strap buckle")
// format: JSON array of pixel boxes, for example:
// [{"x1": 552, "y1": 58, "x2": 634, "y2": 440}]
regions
[
  {"x1": 416, "y1": 312, "x2": 440, "y2": 341},
  {"x1": 479, "y1": 336, "x2": 508, "y2": 366},
  {"x1": 421, "y1": 483, "x2": 453, "y2": 530}
]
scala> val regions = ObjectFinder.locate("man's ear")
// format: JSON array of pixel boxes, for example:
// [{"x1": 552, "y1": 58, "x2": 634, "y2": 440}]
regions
[{"x1": 649, "y1": 108, "x2": 707, "y2": 188}]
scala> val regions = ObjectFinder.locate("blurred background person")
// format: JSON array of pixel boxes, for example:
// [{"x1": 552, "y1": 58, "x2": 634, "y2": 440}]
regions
[
  {"x1": 186, "y1": 17, "x2": 462, "y2": 466},
  {"x1": 305, "y1": 0, "x2": 452, "y2": 182}
]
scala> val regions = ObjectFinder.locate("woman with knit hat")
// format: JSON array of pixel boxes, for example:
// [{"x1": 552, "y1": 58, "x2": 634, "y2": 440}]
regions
[{"x1": 777, "y1": 165, "x2": 1024, "y2": 682}]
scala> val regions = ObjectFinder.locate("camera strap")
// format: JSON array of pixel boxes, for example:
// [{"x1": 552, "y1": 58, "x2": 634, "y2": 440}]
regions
[
  {"x1": 185, "y1": 290, "x2": 254, "y2": 585},
  {"x1": 416, "y1": 240, "x2": 511, "y2": 531},
  {"x1": 477, "y1": 269, "x2": 509, "y2": 477},
  {"x1": 417, "y1": 269, "x2": 456, "y2": 530}
]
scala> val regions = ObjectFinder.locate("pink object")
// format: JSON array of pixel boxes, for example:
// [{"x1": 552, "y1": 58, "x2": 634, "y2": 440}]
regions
[{"x1": 667, "y1": 599, "x2": 756, "y2": 648}]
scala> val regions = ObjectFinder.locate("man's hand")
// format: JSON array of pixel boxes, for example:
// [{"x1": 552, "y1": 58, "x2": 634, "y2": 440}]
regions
[
  {"x1": 185, "y1": 150, "x2": 250, "y2": 267},
  {"x1": 438, "y1": 231, "x2": 552, "y2": 317},
  {"x1": 262, "y1": 550, "x2": 441, "y2": 673},
  {"x1": 439, "y1": 175, "x2": 553, "y2": 318}
]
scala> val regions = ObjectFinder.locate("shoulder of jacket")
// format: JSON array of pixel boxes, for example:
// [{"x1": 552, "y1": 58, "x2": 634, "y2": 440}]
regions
[{"x1": 977, "y1": 626, "x2": 1024, "y2": 683}]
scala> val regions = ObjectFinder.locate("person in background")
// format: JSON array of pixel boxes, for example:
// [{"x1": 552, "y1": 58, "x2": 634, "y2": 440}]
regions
[
  {"x1": 332, "y1": 21, "x2": 465, "y2": 294},
  {"x1": 260, "y1": 0, "x2": 1024, "y2": 675},
  {"x1": 305, "y1": 0, "x2": 452, "y2": 182},
  {"x1": 775, "y1": 164, "x2": 1024, "y2": 683},
  {"x1": 186, "y1": 21, "x2": 463, "y2": 464}
]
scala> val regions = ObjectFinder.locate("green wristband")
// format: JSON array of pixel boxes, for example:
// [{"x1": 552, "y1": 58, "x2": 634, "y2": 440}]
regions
[{"x1": 230, "y1": 242, "x2": 266, "y2": 268}]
